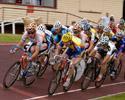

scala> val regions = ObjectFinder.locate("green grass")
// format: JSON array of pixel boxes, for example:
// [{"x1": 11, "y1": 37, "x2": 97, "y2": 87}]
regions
[
  {"x1": 0, "y1": 34, "x2": 22, "y2": 43},
  {"x1": 98, "y1": 93, "x2": 125, "y2": 100}
]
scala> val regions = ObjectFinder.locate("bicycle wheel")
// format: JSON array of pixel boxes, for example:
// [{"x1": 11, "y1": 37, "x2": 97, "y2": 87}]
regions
[
  {"x1": 116, "y1": 61, "x2": 122, "y2": 76},
  {"x1": 37, "y1": 54, "x2": 49, "y2": 78},
  {"x1": 95, "y1": 69, "x2": 107, "y2": 88},
  {"x1": 3, "y1": 61, "x2": 21, "y2": 88},
  {"x1": 81, "y1": 66, "x2": 93, "y2": 91},
  {"x1": 23, "y1": 63, "x2": 37, "y2": 86},
  {"x1": 110, "y1": 61, "x2": 122, "y2": 80},
  {"x1": 63, "y1": 67, "x2": 77, "y2": 92},
  {"x1": 48, "y1": 70, "x2": 62, "y2": 96}
]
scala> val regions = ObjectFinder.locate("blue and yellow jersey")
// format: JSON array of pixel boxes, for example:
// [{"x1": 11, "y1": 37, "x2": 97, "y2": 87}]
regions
[{"x1": 59, "y1": 34, "x2": 85, "y2": 50}]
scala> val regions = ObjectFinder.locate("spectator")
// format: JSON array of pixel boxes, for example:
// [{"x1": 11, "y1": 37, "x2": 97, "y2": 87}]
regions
[
  {"x1": 98, "y1": 12, "x2": 110, "y2": 27},
  {"x1": 109, "y1": 15, "x2": 117, "y2": 34}
]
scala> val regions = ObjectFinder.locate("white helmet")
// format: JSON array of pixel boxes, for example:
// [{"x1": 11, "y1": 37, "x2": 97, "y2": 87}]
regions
[
  {"x1": 100, "y1": 36, "x2": 109, "y2": 45},
  {"x1": 37, "y1": 24, "x2": 46, "y2": 32},
  {"x1": 116, "y1": 31, "x2": 124, "y2": 37},
  {"x1": 53, "y1": 21, "x2": 62, "y2": 29},
  {"x1": 103, "y1": 26, "x2": 111, "y2": 33},
  {"x1": 81, "y1": 18, "x2": 88, "y2": 25}
]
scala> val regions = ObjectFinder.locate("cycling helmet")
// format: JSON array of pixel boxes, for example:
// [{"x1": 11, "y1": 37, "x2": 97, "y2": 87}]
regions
[
  {"x1": 73, "y1": 22, "x2": 83, "y2": 30},
  {"x1": 116, "y1": 31, "x2": 124, "y2": 37},
  {"x1": 62, "y1": 32, "x2": 72, "y2": 43},
  {"x1": 119, "y1": 18, "x2": 125, "y2": 25},
  {"x1": 83, "y1": 23, "x2": 91, "y2": 31},
  {"x1": 37, "y1": 24, "x2": 46, "y2": 32},
  {"x1": 100, "y1": 36, "x2": 109, "y2": 45},
  {"x1": 80, "y1": 18, "x2": 88, "y2": 25},
  {"x1": 103, "y1": 26, "x2": 111, "y2": 33},
  {"x1": 111, "y1": 36, "x2": 117, "y2": 42},
  {"x1": 53, "y1": 21, "x2": 62, "y2": 29},
  {"x1": 97, "y1": 24, "x2": 104, "y2": 29}
]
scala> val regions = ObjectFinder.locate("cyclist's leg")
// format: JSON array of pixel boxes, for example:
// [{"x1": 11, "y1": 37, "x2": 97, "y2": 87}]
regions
[
  {"x1": 96, "y1": 55, "x2": 110, "y2": 81},
  {"x1": 66, "y1": 47, "x2": 83, "y2": 78}
]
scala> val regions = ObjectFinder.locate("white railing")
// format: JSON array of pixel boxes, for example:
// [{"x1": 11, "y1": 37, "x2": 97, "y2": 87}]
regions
[{"x1": 0, "y1": 18, "x2": 23, "y2": 34}]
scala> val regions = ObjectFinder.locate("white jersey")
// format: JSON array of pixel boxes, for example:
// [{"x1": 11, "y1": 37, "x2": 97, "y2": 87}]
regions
[
  {"x1": 94, "y1": 41, "x2": 116, "y2": 56},
  {"x1": 21, "y1": 31, "x2": 45, "y2": 50},
  {"x1": 100, "y1": 16, "x2": 110, "y2": 27}
]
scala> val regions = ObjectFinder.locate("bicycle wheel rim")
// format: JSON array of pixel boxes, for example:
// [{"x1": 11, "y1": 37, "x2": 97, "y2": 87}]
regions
[
  {"x1": 37, "y1": 55, "x2": 49, "y2": 78},
  {"x1": 63, "y1": 68, "x2": 77, "y2": 92},
  {"x1": 3, "y1": 62, "x2": 21, "y2": 88},
  {"x1": 81, "y1": 70, "x2": 93, "y2": 90},
  {"x1": 48, "y1": 71, "x2": 62, "y2": 95}
]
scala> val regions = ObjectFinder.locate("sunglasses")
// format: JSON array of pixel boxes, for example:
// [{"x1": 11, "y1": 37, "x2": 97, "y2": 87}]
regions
[{"x1": 28, "y1": 31, "x2": 34, "y2": 35}]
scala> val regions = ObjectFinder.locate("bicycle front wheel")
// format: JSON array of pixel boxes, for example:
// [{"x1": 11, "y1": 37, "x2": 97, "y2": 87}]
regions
[
  {"x1": 3, "y1": 61, "x2": 21, "y2": 88},
  {"x1": 37, "y1": 54, "x2": 49, "y2": 78},
  {"x1": 81, "y1": 67, "x2": 93, "y2": 91},
  {"x1": 48, "y1": 70, "x2": 62, "y2": 96},
  {"x1": 63, "y1": 67, "x2": 77, "y2": 92}
]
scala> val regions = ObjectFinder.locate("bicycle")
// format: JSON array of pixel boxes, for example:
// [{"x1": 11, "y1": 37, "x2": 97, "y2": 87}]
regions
[
  {"x1": 81, "y1": 55, "x2": 101, "y2": 90},
  {"x1": 3, "y1": 46, "x2": 41, "y2": 88},
  {"x1": 95, "y1": 49, "x2": 122, "y2": 88},
  {"x1": 36, "y1": 49, "x2": 49, "y2": 78},
  {"x1": 63, "y1": 52, "x2": 86, "y2": 92},
  {"x1": 48, "y1": 55, "x2": 70, "y2": 96}
]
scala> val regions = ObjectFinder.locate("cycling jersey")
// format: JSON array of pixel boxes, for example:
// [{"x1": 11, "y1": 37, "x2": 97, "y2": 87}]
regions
[
  {"x1": 51, "y1": 25, "x2": 69, "y2": 43},
  {"x1": 59, "y1": 36, "x2": 85, "y2": 57},
  {"x1": 94, "y1": 41, "x2": 116, "y2": 56}
]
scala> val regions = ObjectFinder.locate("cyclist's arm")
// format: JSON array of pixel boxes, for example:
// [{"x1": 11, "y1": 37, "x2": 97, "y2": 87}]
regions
[
  {"x1": 102, "y1": 54, "x2": 110, "y2": 65},
  {"x1": 86, "y1": 40, "x2": 94, "y2": 53},
  {"x1": 102, "y1": 42, "x2": 116, "y2": 64},
  {"x1": 15, "y1": 32, "x2": 28, "y2": 51},
  {"x1": 89, "y1": 42, "x2": 99, "y2": 56}
]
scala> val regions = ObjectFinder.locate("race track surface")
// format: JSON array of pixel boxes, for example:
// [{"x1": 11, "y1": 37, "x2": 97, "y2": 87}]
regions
[{"x1": 0, "y1": 45, "x2": 125, "y2": 100}]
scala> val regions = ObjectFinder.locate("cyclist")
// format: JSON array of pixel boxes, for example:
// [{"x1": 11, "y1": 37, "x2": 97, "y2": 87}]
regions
[
  {"x1": 55, "y1": 32, "x2": 85, "y2": 86},
  {"x1": 37, "y1": 24, "x2": 53, "y2": 49},
  {"x1": 90, "y1": 35, "x2": 116, "y2": 81},
  {"x1": 96, "y1": 24, "x2": 104, "y2": 39},
  {"x1": 109, "y1": 15, "x2": 117, "y2": 34},
  {"x1": 111, "y1": 31, "x2": 125, "y2": 68},
  {"x1": 117, "y1": 18, "x2": 125, "y2": 33},
  {"x1": 82, "y1": 23, "x2": 98, "y2": 53},
  {"x1": 10, "y1": 19, "x2": 47, "y2": 62},
  {"x1": 51, "y1": 21, "x2": 69, "y2": 46},
  {"x1": 71, "y1": 22, "x2": 90, "y2": 49}
]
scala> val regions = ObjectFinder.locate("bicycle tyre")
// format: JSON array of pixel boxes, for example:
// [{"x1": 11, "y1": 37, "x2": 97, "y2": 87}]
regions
[
  {"x1": 110, "y1": 61, "x2": 122, "y2": 80},
  {"x1": 81, "y1": 66, "x2": 93, "y2": 91},
  {"x1": 95, "y1": 69, "x2": 107, "y2": 88},
  {"x1": 37, "y1": 54, "x2": 49, "y2": 78},
  {"x1": 48, "y1": 70, "x2": 62, "y2": 96},
  {"x1": 3, "y1": 61, "x2": 21, "y2": 88},
  {"x1": 63, "y1": 67, "x2": 77, "y2": 92}
]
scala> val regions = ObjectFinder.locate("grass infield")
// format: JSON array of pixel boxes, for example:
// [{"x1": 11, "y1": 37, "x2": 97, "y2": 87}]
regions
[{"x1": 0, "y1": 34, "x2": 22, "y2": 43}]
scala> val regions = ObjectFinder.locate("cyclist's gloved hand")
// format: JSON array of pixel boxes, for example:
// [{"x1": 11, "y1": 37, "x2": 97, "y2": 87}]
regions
[
  {"x1": 9, "y1": 48, "x2": 17, "y2": 54},
  {"x1": 9, "y1": 45, "x2": 20, "y2": 54}
]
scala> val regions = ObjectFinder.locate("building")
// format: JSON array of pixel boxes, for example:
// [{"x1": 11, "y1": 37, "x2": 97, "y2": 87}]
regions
[{"x1": 0, "y1": 0, "x2": 124, "y2": 33}]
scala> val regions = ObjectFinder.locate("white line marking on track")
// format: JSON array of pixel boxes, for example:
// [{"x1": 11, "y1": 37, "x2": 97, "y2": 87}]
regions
[
  {"x1": 88, "y1": 91, "x2": 125, "y2": 100},
  {"x1": 24, "y1": 81, "x2": 125, "y2": 100}
]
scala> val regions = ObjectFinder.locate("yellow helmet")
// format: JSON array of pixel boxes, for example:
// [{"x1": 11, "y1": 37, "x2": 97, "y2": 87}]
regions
[{"x1": 62, "y1": 32, "x2": 72, "y2": 43}]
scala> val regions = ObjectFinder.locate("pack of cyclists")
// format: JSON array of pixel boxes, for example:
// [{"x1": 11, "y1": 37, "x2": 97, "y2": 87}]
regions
[{"x1": 9, "y1": 16, "x2": 125, "y2": 93}]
